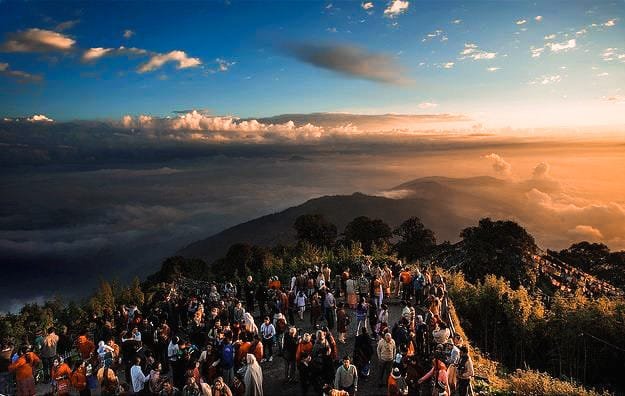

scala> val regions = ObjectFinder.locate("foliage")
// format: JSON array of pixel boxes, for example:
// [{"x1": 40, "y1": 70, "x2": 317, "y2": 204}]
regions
[
  {"x1": 506, "y1": 369, "x2": 605, "y2": 396},
  {"x1": 460, "y1": 218, "x2": 539, "y2": 288},
  {"x1": 343, "y1": 216, "x2": 392, "y2": 254},
  {"x1": 552, "y1": 242, "x2": 625, "y2": 290},
  {"x1": 392, "y1": 216, "x2": 436, "y2": 261},
  {"x1": 293, "y1": 214, "x2": 338, "y2": 248}
]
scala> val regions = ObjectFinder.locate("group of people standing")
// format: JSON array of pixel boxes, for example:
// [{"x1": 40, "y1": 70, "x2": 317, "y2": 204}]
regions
[{"x1": 1, "y1": 257, "x2": 475, "y2": 396}]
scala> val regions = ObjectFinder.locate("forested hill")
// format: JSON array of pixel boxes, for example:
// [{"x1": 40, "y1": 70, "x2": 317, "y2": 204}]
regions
[{"x1": 177, "y1": 191, "x2": 470, "y2": 263}]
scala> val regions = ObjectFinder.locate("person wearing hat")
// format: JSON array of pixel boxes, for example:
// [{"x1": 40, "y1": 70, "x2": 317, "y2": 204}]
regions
[
  {"x1": 334, "y1": 355, "x2": 358, "y2": 395},
  {"x1": 388, "y1": 367, "x2": 407, "y2": 396}
]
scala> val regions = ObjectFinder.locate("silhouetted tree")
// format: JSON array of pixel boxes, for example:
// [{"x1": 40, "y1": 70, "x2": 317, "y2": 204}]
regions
[
  {"x1": 294, "y1": 214, "x2": 337, "y2": 248},
  {"x1": 460, "y1": 218, "x2": 538, "y2": 288},
  {"x1": 556, "y1": 242, "x2": 610, "y2": 273},
  {"x1": 343, "y1": 216, "x2": 392, "y2": 255},
  {"x1": 393, "y1": 216, "x2": 437, "y2": 261}
]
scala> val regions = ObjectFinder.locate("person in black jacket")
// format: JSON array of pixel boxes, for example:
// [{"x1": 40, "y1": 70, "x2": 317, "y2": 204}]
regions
[
  {"x1": 297, "y1": 352, "x2": 314, "y2": 396},
  {"x1": 353, "y1": 327, "x2": 373, "y2": 379},
  {"x1": 282, "y1": 327, "x2": 299, "y2": 383},
  {"x1": 244, "y1": 276, "x2": 256, "y2": 315}
]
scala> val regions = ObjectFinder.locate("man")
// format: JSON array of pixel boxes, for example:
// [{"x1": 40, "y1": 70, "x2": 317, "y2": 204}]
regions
[
  {"x1": 323, "y1": 290, "x2": 336, "y2": 330},
  {"x1": 244, "y1": 276, "x2": 256, "y2": 314},
  {"x1": 40, "y1": 327, "x2": 59, "y2": 383},
  {"x1": 456, "y1": 346, "x2": 474, "y2": 396},
  {"x1": 130, "y1": 356, "x2": 150, "y2": 393},
  {"x1": 260, "y1": 316, "x2": 276, "y2": 362},
  {"x1": 376, "y1": 333, "x2": 396, "y2": 387},
  {"x1": 334, "y1": 355, "x2": 358, "y2": 395}
]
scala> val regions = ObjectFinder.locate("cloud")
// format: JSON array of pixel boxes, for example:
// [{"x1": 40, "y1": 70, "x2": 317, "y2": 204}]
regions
[
  {"x1": 422, "y1": 30, "x2": 448, "y2": 42},
  {"x1": 516, "y1": 19, "x2": 527, "y2": 25},
  {"x1": 546, "y1": 39, "x2": 576, "y2": 53},
  {"x1": 601, "y1": 95, "x2": 625, "y2": 104},
  {"x1": 55, "y1": 20, "x2": 79, "y2": 32},
  {"x1": 384, "y1": 0, "x2": 409, "y2": 18},
  {"x1": 568, "y1": 225, "x2": 604, "y2": 240},
  {"x1": 535, "y1": 16, "x2": 543, "y2": 22},
  {"x1": 441, "y1": 62, "x2": 454, "y2": 69},
  {"x1": 483, "y1": 153, "x2": 512, "y2": 177},
  {"x1": 27, "y1": 114, "x2": 54, "y2": 122},
  {"x1": 281, "y1": 42, "x2": 410, "y2": 84},
  {"x1": 530, "y1": 47, "x2": 545, "y2": 58},
  {"x1": 361, "y1": 2, "x2": 374, "y2": 10},
  {"x1": 544, "y1": 34, "x2": 556, "y2": 40},
  {"x1": 601, "y1": 48, "x2": 625, "y2": 62},
  {"x1": 529, "y1": 74, "x2": 562, "y2": 85},
  {"x1": 418, "y1": 102, "x2": 438, "y2": 109},
  {"x1": 138, "y1": 50, "x2": 202, "y2": 73},
  {"x1": 603, "y1": 19, "x2": 617, "y2": 27},
  {"x1": 596, "y1": 72, "x2": 609, "y2": 77},
  {"x1": 532, "y1": 162, "x2": 551, "y2": 179},
  {"x1": 1, "y1": 28, "x2": 75, "y2": 52},
  {"x1": 123, "y1": 29, "x2": 135, "y2": 39},
  {"x1": 459, "y1": 43, "x2": 496, "y2": 60},
  {"x1": 0, "y1": 62, "x2": 42, "y2": 83},
  {"x1": 82, "y1": 47, "x2": 114, "y2": 61},
  {"x1": 451, "y1": 19, "x2": 462, "y2": 24},
  {"x1": 486, "y1": 67, "x2": 500, "y2": 72}
]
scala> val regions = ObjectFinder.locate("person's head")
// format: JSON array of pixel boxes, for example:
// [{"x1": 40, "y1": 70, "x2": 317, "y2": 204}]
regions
[
  {"x1": 460, "y1": 346, "x2": 469, "y2": 356},
  {"x1": 53, "y1": 356, "x2": 62, "y2": 367},
  {"x1": 153, "y1": 361, "x2": 162, "y2": 372},
  {"x1": 453, "y1": 334, "x2": 463, "y2": 346},
  {"x1": 162, "y1": 381, "x2": 173, "y2": 392},
  {"x1": 264, "y1": 316, "x2": 270, "y2": 324},
  {"x1": 186, "y1": 376, "x2": 195, "y2": 386},
  {"x1": 302, "y1": 333, "x2": 311, "y2": 343},
  {"x1": 134, "y1": 356, "x2": 141, "y2": 366},
  {"x1": 214, "y1": 377, "x2": 224, "y2": 389},
  {"x1": 289, "y1": 327, "x2": 297, "y2": 336},
  {"x1": 47, "y1": 327, "x2": 55, "y2": 335},
  {"x1": 342, "y1": 356, "x2": 351, "y2": 369},
  {"x1": 384, "y1": 332, "x2": 392, "y2": 342}
]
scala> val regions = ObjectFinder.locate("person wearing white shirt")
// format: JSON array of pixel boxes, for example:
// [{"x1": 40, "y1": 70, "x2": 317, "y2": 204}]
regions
[
  {"x1": 260, "y1": 316, "x2": 276, "y2": 362},
  {"x1": 130, "y1": 357, "x2": 150, "y2": 393}
]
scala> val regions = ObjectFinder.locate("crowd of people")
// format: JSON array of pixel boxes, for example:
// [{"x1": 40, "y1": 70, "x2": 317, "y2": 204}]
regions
[{"x1": 0, "y1": 257, "x2": 475, "y2": 396}]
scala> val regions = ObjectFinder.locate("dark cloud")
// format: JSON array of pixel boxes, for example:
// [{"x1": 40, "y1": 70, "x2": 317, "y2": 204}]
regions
[{"x1": 281, "y1": 42, "x2": 411, "y2": 84}]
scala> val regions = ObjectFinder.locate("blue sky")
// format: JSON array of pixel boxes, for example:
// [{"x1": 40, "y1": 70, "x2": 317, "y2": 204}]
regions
[{"x1": 1, "y1": 0, "x2": 624, "y2": 127}]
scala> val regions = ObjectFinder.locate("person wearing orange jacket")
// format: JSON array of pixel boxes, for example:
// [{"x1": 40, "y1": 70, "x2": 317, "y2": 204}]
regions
[
  {"x1": 76, "y1": 329, "x2": 95, "y2": 360},
  {"x1": 9, "y1": 346, "x2": 40, "y2": 396},
  {"x1": 71, "y1": 360, "x2": 90, "y2": 396},
  {"x1": 295, "y1": 333, "x2": 313, "y2": 364},
  {"x1": 51, "y1": 356, "x2": 72, "y2": 396}
]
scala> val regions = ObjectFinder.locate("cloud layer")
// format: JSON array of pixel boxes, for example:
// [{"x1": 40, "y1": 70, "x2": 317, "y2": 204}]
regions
[
  {"x1": 1, "y1": 28, "x2": 75, "y2": 52},
  {"x1": 282, "y1": 42, "x2": 410, "y2": 84}
]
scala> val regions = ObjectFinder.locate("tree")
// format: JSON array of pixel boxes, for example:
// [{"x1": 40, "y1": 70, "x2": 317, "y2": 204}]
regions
[
  {"x1": 294, "y1": 214, "x2": 337, "y2": 248},
  {"x1": 343, "y1": 216, "x2": 392, "y2": 255},
  {"x1": 556, "y1": 242, "x2": 610, "y2": 273},
  {"x1": 393, "y1": 216, "x2": 437, "y2": 261},
  {"x1": 460, "y1": 218, "x2": 538, "y2": 288}
]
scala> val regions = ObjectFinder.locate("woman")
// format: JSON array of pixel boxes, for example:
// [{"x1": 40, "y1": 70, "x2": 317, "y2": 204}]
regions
[
  {"x1": 9, "y1": 346, "x2": 40, "y2": 396},
  {"x1": 345, "y1": 277, "x2": 358, "y2": 309},
  {"x1": 282, "y1": 327, "x2": 298, "y2": 383},
  {"x1": 417, "y1": 358, "x2": 451, "y2": 396},
  {"x1": 51, "y1": 357, "x2": 72, "y2": 396},
  {"x1": 243, "y1": 313, "x2": 258, "y2": 336},
  {"x1": 149, "y1": 361, "x2": 165, "y2": 394},
  {"x1": 212, "y1": 377, "x2": 233, "y2": 396},
  {"x1": 70, "y1": 361, "x2": 90, "y2": 396},
  {"x1": 243, "y1": 354, "x2": 263, "y2": 396}
]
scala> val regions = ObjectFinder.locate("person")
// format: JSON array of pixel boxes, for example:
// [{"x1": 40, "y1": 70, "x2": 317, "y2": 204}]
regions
[
  {"x1": 97, "y1": 362, "x2": 120, "y2": 396},
  {"x1": 388, "y1": 367, "x2": 406, "y2": 396},
  {"x1": 297, "y1": 353, "x2": 314, "y2": 396},
  {"x1": 336, "y1": 303, "x2": 349, "y2": 343},
  {"x1": 149, "y1": 362, "x2": 165, "y2": 394},
  {"x1": 377, "y1": 333, "x2": 396, "y2": 387},
  {"x1": 322, "y1": 384, "x2": 349, "y2": 396},
  {"x1": 456, "y1": 346, "x2": 473, "y2": 396},
  {"x1": 244, "y1": 276, "x2": 256, "y2": 314},
  {"x1": 355, "y1": 297, "x2": 369, "y2": 335},
  {"x1": 160, "y1": 379, "x2": 182, "y2": 396},
  {"x1": 76, "y1": 329, "x2": 96, "y2": 360},
  {"x1": 40, "y1": 327, "x2": 59, "y2": 383},
  {"x1": 353, "y1": 327, "x2": 373, "y2": 379},
  {"x1": 182, "y1": 376, "x2": 201, "y2": 396},
  {"x1": 219, "y1": 337, "x2": 236, "y2": 386},
  {"x1": 212, "y1": 377, "x2": 233, "y2": 396},
  {"x1": 417, "y1": 358, "x2": 450, "y2": 396},
  {"x1": 334, "y1": 355, "x2": 358, "y2": 395},
  {"x1": 51, "y1": 356, "x2": 72, "y2": 396},
  {"x1": 345, "y1": 276, "x2": 358, "y2": 309},
  {"x1": 296, "y1": 291, "x2": 307, "y2": 321},
  {"x1": 323, "y1": 290, "x2": 336, "y2": 330},
  {"x1": 131, "y1": 356, "x2": 151, "y2": 393},
  {"x1": 8, "y1": 345, "x2": 40, "y2": 396},
  {"x1": 243, "y1": 313, "x2": 258, "y2": 336},
  {"x1": 296, "y1": 333, "x2": 313, "y2": 364},
  {"x1": 71, "y1": 360, "x2": 90, "y2": 396},
  {"x1": 259, "y1": 317, "x2": 275, "y2": 362},
  {"x1": 282, "y1": 327, "x2": 298, "y2": 383},
  {"x1": 243, "y1": 354, "x2": 263, "y2": 396},
  {"x1": 432, "y1": 322, "x2": 450, "y2": 345}
]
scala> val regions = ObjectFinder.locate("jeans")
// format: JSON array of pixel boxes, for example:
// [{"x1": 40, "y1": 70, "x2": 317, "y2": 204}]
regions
[
  {"x1": 379, "y1": 360, "x2": 393, "y2": 385},
  {"x1": 262, "y1": 338, "x2": 274, "y2": 358}
]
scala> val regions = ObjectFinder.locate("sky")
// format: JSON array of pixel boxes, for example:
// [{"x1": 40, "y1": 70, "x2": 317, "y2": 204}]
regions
[{"x1": 1, "y1": 0, "x2": 624, "y2": 128}]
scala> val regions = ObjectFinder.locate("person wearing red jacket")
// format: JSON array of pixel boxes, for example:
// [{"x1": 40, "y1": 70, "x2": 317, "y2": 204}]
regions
[
  {"x1": 8, "y1": 346, "x2": 40, "y2": 396},
  {"x1": 76, "y1": 329, "x2": 95, "y2": 360},
  {"x1": 71, "y1": 360, "x2": 90, "y2": 396},
  {"x1": 51, "y1": 357, "x2": 72, "y2": 396}
]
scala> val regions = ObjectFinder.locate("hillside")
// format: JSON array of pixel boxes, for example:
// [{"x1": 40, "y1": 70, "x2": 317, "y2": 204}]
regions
[{"x1": 178, "y1": 190, "x2": 472, "y2": 263}]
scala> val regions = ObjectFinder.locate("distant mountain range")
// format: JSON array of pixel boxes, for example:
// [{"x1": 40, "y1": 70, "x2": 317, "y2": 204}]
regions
[{"x1": 177, "y1": 176, "x2": 514, "y2": 264}]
